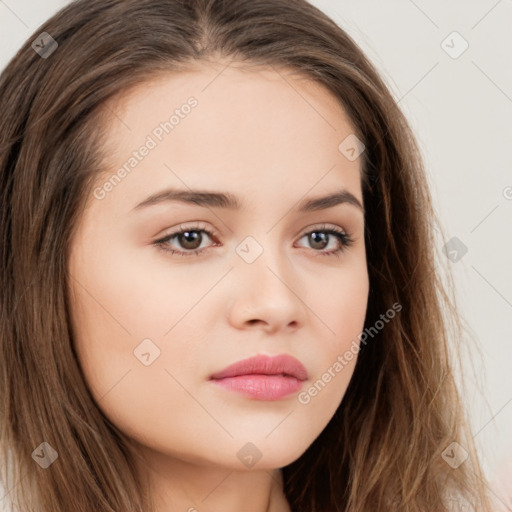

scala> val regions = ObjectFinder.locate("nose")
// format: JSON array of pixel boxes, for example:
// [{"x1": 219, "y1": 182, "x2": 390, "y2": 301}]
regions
[{"x1": 226, "y1": 244, "x2": 307, "y2": 334}]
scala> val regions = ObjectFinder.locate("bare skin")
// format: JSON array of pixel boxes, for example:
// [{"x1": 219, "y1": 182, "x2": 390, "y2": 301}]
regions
[{"x1": 68, "y1": 60, "x2": 369, "y2": 512}]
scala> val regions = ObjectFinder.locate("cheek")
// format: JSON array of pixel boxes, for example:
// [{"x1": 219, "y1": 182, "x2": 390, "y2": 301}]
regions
[
  {"x1": 69, "y1": 237, "x2": 195, "y2": 342},
  {"x1": 67, "y1": 274, "x2": 198, "y2": 447},
  {"x1": 67, "y1": 239, "x2": 213, "y2": 415},
  {"x1": 311, "y1": 259, "x2": 369, "y2": 349},
  {"x1": 297, "y1": 261, "x2": 368, "y2": 411}
]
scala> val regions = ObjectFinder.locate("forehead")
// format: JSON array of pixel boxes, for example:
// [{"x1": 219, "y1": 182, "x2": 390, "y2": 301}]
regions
[{"x1": 92, "y1": 62, "x2": 363, "y2": 213}]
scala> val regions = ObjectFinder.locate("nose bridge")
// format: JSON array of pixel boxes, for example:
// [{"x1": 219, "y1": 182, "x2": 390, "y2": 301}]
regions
[
  {"x1": 235, "y1": 230, "x2": 291, "y2": 291},
  {"x1": 228, "y1": 229, "x2": 307, "y2": 330}
]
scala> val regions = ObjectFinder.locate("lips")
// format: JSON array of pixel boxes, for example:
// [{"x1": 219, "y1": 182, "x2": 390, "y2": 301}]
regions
[{"x1": 209, "y1": 353, "x2": 308, "y2": 381}]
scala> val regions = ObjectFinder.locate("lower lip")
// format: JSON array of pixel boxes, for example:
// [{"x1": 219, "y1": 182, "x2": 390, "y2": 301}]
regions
[{"x1": 210, "y1": 375, "x2": 304, "y2": 400}]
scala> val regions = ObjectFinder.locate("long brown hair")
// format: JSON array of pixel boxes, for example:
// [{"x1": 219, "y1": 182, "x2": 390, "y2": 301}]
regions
[{"x1": 0, "y1": 0, "x2": 492, "y2": 510}]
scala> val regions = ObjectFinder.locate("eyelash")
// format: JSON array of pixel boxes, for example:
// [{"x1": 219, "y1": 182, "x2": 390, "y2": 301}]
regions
[{"x1": 153, "y1": 222, "x2": 354, "y2": 258}]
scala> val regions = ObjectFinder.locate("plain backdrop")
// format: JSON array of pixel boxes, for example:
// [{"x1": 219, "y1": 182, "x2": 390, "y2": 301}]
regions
[{"x1": 1, "y1": 0, "x2": 511, "y2": 508}]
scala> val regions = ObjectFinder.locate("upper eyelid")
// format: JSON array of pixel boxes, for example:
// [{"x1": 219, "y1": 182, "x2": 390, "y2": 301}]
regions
[{"x1": 158, "y1": 222, "x2": 215, "y2": 237}]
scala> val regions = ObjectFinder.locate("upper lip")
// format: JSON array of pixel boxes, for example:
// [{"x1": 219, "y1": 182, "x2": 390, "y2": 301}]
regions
[{"x1": 209, "y1": 354, "x2": 308, "y2": 381}]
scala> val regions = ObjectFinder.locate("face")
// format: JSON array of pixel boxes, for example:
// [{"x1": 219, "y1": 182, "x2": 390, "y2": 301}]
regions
[{"x1": 67, "y1": 61, "x2": 369, "y2": 474}]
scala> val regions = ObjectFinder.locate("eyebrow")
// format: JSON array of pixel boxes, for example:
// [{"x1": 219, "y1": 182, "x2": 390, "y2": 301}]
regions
[{"x1": 130, "y1": 188, "x2": 364, "y2": 214}]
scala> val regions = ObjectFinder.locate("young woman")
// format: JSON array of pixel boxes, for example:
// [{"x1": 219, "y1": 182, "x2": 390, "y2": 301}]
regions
[{"x1": 0, "y1": 0, "x2": 494, "y2": 511}]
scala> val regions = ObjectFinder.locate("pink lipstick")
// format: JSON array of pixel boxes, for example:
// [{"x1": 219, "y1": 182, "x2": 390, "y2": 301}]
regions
[{"x1": 209, "y1": 354, "x2": 308, "y2": 401}]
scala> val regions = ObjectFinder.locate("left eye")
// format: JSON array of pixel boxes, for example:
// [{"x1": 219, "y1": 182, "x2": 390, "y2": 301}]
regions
[
  {"x1": 158, "y1": 228, "x2": 214, "y2": 254},
  {"x1": 154, "y1": 224, "x2": 353, "y2": 257}
]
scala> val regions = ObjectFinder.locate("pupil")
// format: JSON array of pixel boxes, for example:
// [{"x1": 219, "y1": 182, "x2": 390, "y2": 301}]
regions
[
  {"x1": 180, "y1": 231, "x2": 201, "y2": 249},
  {"x1": 310, "y1": 232, "x2": 327, "y2": 249}
]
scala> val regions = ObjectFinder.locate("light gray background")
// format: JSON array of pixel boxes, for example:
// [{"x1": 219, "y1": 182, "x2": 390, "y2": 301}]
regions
[{"x1": 1, "y1": 0, "x2": 511, "y2": 509}]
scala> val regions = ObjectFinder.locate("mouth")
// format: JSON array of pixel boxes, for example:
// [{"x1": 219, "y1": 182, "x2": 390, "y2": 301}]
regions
[{"x1": 209, "y1": 354, "x2": 308, "y2": 401}]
